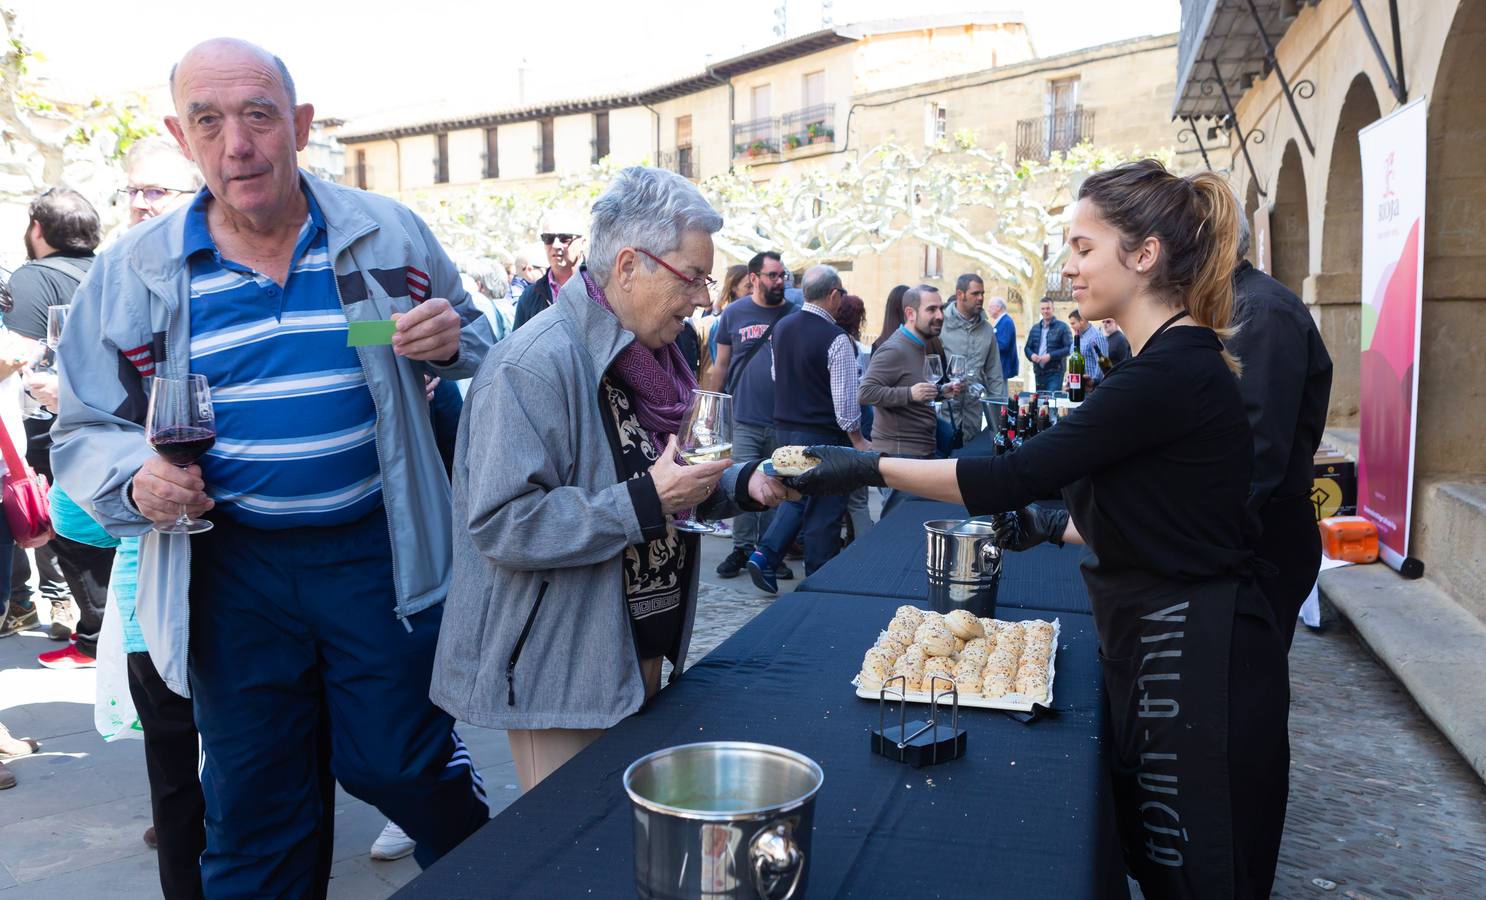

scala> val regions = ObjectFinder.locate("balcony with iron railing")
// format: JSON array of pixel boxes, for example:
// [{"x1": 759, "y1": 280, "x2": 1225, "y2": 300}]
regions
[
  {"x1": 1043, "y1": 275, "x2": 1076, "y2": 303},
  {"x1": 732, "y1": 117, "x2": 780, "y2": 163},
  {"x1": 1015, "y1": 107, "x2": 1095, "y2": 163},
  {"x1": 658, "y1": 146, "x2": 699, "y2": 180},
  {"x1": 779, "y1": 104, "x2": 836, "y2": 154}
]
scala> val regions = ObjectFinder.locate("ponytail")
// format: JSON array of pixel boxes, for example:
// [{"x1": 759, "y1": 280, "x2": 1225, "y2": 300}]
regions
[
  {"x1": 1186, "y1": 172, "x2": 1243, "y2": 375},
  {"x1": 1077, "y1": 159, "x2": 1245, "y2": 375}
]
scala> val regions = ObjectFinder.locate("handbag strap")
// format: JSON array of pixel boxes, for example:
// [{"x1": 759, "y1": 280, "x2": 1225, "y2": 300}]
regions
[
  {"x1": 723, "y1": 316, "x2": 782, "y2": 397},
  {"x1": 0, "y1": 420, "x2": 27, "y2": 480},
  {"x1": 28, "y1": 257, "x2": 90, "y2": 284}
]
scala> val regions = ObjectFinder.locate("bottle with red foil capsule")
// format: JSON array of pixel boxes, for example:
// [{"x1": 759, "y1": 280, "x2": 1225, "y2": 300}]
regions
[
  {"x1": 1067, "y1": 341, "x2": 1086, "y2": 402},
  {"x1": 994, "y1": 401, "x2": 1012, "y2": 455}
]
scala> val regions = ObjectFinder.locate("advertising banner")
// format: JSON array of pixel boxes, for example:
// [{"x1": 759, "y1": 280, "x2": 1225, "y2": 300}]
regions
[{"x1": 1357, "y1": 96, "x2": 1427, "y2": 571}]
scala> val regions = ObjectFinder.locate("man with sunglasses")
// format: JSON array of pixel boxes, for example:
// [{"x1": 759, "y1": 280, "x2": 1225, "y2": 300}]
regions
[{"x1": 512, "y1": 215, "x2": 585, "y2": 329}]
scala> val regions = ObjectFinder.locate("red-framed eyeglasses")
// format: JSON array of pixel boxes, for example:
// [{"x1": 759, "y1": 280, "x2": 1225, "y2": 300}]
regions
[{"x1": 635, "y1": 248, "x2": 717, "y2": 295}]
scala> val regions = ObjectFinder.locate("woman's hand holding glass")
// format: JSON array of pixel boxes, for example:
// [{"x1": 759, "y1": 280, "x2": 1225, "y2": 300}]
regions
[{"x1": 651, "y1": 434, "x2": 729, "y2": 515}]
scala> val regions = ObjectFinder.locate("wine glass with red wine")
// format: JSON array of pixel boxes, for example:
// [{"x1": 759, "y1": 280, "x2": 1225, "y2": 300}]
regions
[{"x1": 145, "y1": 374, "x2": 216, "y2": 534}]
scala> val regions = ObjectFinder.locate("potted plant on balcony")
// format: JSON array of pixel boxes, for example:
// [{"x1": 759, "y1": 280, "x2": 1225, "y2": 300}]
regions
[
  {"x1": 747, "y1": 140, "x2": 770, "y2": 159},
  {"x1": 806, "y1": 122, "x2": 833, "y2": 145},
  {"x1": 784, "y1": 133, "x2": 804, "y2": 151}
]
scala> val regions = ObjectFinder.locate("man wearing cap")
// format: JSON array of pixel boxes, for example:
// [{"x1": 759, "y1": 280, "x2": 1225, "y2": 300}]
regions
[{"x1": 512, "y1": 215, "x2": 585, "y2": 329}]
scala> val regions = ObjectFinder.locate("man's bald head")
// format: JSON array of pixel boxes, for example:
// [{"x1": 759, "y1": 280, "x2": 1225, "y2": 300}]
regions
[
  {"x1": 170, "y1": 38, "x2": 297, "y2": 109},
  {"x1": 163, "y1": 37, "x2": 314, "y2": 229}
]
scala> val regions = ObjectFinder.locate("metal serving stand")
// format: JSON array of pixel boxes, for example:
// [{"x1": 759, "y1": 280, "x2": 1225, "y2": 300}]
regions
[{"x1": 869, "y1": 675, "x2": 967, "y2": 768}]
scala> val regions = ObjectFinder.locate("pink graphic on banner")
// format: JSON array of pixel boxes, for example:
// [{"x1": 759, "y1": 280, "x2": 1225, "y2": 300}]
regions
[{"x1": 1357, "y1": 217, "x2": 1419, "y2": 557}]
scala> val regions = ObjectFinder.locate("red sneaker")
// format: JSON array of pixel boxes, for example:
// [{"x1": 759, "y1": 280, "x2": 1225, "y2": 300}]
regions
[{"x1": 37, "y1": 644, "x2": 96, "y2": 670}]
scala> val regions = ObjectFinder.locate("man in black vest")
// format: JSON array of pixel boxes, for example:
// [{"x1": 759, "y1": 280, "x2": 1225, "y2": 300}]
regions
[
  {"x1": 746, "y1": 265, "x2": 867, "y2": 593},
  {"x1": 3, "y1": 188, "x2": 101, "y2": 646}
]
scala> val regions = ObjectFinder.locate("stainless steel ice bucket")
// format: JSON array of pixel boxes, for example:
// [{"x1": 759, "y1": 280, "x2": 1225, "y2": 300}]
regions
[
  {"x1": 924, "y1": 518, "x2": 1004, "y2": 619},
  {"x1": 624, "y1": 742, "x2": 823, "y2": 900}
]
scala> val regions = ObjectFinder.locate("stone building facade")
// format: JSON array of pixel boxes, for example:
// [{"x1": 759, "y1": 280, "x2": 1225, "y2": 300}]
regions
[
  {"x1": 1176, "y1": 0, "x2": 1486, "y2": 614},
  {"x1": 334, "y1": 18, "x2": 1195, "y2": 334}
]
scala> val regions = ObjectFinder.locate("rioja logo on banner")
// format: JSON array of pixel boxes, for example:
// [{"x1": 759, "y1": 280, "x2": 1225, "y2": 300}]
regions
[{"x1": 1357, "y1": 96, "x2": 1427, "y2": 572}]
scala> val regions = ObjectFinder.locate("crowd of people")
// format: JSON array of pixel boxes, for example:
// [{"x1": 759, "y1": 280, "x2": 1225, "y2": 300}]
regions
[{"x1": 0, "y1": 33, "x2": 1338, "y2": 900}]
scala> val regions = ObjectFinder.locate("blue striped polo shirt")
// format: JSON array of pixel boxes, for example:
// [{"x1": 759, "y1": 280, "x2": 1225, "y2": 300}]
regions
[{"x1": 184, "y1": 186, "x2": 382, "y2": 529}]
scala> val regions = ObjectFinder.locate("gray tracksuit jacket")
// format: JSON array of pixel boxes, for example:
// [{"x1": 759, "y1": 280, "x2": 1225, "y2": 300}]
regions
[
  {"x1": 50, "y1": 172, "x2": 494, "y2": 697},
  {"x1": 430, "y1": 275, "x2": 756, "y2": 731}
]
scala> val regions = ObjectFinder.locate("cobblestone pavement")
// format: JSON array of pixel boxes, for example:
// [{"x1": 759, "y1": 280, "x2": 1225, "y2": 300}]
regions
[{"x1": 1269, "y1": 623, "x2": 1486, "y2": 899}]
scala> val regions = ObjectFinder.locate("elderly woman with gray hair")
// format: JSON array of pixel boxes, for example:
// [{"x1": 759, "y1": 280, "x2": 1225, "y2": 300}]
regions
[{"x1": 431, "y1": 167, "x2": 791, "y2": 791}]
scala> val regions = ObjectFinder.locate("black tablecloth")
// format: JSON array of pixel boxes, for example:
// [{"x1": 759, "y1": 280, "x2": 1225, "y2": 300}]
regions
[
  {"x1": 798, "y1": 498, "x2": 1093, "y2": 614},
  {"x1": 954, "y1": 425, "x2": 1000, "y2": 459},
  {"x1": 398, "y1": 591, "x2": 1124, "y2": 899}
]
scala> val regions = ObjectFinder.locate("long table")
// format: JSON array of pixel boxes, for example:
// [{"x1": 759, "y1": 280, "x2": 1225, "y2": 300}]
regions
[
  {"x1": 397, "y1": 591, "x2": 1124, "y2": 899},
  {"x1": 398, "y1": 427, "x2": 1124, "y2": 898}
]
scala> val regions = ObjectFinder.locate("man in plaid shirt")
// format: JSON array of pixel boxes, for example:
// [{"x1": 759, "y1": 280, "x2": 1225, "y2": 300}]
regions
[
  {"x1": 747, "y1": 265, "x2": 866, "y2": 592},
  {"x1": 1070, "y1": 308, "x2": 1110, "y2": 385}
]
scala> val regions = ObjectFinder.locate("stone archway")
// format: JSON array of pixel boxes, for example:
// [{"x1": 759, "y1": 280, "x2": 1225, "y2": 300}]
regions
[
  {"x1": 1419, "y1": 0, "x2": 1486, "y2": 477},
  {"x1": 1270, "y1": 140, "x2": 1310, "y2": 298},
  {"x1": 1314, "y1": 74, "x2": 1382, "y2": 425}
]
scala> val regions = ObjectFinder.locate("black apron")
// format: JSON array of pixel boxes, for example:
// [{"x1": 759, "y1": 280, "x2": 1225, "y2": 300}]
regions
[
  {"x1": 1084, "y1": 568, "x2": 1288, "y2": 899},
  {"x1": 1072, "y1": 313, "x2": 1291, "y2": 899}
]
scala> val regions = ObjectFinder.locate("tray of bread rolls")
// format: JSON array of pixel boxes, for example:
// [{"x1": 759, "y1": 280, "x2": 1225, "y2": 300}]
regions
[{"x1": 854, "y1": 606, "x2": 1059, "y2": 712}]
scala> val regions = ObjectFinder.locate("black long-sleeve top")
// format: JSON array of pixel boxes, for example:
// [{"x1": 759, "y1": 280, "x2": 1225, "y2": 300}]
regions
[
  {"x1": 957, "y1": 326, "x2": 1257, "y2": 584},
  {"x1": 1227, "y1": 262, "x2": 1333, "y2": 512}
]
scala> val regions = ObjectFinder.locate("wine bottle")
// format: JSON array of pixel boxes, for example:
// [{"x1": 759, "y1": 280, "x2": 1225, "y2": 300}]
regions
[{"x1": 1068, "y1": 341, "x2": 1086, "y2": 403}]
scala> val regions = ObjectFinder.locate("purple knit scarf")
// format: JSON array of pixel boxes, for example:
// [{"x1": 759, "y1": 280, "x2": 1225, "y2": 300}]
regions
[{"x1": 583, "y1": 271, "x2": 696, "y2": 447}]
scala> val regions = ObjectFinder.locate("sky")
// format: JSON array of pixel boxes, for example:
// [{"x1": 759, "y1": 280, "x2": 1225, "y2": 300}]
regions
[{"x1": 13, "y1": 0, "x2": 1179, "y2": 121}]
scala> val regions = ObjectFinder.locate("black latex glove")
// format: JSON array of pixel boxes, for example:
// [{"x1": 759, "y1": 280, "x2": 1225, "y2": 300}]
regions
[
  {"x1": 790, "y1": 445, "x2": 885, "y2": 495},
  {"x1": 994, "y1": 503, "x2": 1070, "y2": 551}
]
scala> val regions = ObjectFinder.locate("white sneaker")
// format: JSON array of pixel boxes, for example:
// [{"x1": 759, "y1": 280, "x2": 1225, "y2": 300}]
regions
[{"x1": 369, "y1": 821, "x2": 415, "y2": 861}]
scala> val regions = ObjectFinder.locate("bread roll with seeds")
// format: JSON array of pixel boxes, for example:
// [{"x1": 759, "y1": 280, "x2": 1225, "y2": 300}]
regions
[
  {"x1": 943, "y1": 609, "x2": 986, "y2": 640},
  {"x1": 769, "y1": 445, "x2": 821, "y2": 477},
  {"x1": 863, "y1": 646, "x2": 896, "y2": 672},
  {"x1": 892, "y1": 656, "x2": 925, "y2": 692},
  {"x1": 982, "y1": 671, "x2": 1013, "y2": 698},
  {"x1": 875, "y1": 633, "x2": 909, "y2": 658},
  {"x1": 859, "y1": 656, "x2": 892, "y2": 690},
  {"x1": 1015, "y1": 670, "x2": 1049, "y2": 702},
  {"x1": 960, "y1": 637, "x2": 992, "y2": 662},
  {"x1": 923, "y1": 656, "x2": 956, "y2": 685},
  {"x1": 953, "y1": 654, "x2": 984, "y2": 683},
  {"x1": 919, "y1": 629, "x2": 956, "y2": 658}
]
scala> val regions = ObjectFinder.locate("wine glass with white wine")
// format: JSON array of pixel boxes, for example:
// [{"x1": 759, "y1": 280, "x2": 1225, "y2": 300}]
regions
[{"x1": 673, "y1": 389, "x2": 733, "y2": 533}]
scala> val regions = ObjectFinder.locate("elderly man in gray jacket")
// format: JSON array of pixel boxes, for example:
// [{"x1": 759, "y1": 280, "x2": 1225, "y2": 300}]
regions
[
  {"x1": 432, "y1": 167, "x2": 790, "y2": 792},
  {"x1": 940, "y1": 273, "x2": 1007, "y2": 445},
  {"x1": 51, "y1": 39, "x2": 493, "y2": 895}
]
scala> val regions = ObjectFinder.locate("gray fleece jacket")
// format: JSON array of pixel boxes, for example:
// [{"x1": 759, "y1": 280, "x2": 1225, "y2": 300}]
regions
[{"x1": 430, "y1": 275, "x2": 758, "y2": 730}]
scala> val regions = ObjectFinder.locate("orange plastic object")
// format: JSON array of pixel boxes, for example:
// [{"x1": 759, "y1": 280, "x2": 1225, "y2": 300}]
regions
[{"x1": 1318, "y1": 516, "x2": 1378, "y2": 564}]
